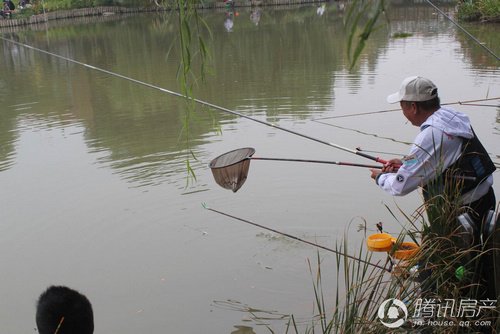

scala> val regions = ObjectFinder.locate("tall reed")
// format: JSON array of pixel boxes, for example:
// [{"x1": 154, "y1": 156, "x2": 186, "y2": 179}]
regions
[{"x1": 294, "y1": 173, "x2": 499, "y2": 333}]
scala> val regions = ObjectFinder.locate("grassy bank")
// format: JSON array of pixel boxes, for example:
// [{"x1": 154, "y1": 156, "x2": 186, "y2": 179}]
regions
[
  {"x1": 7, "y1": 0, "x2": 500, "y2": 20},
  {"x1": 1, "y1": 0, "x2": 136, "y2": 21},
  {"x1": 457, "y1": 0, "x2": 500, "y2": 22},
  {"x1": 14, "y1": 0, "x2": 171, "y2": 13},
  {"x1": 0, "y1": 0, "x2": 325, "y2": 27}
]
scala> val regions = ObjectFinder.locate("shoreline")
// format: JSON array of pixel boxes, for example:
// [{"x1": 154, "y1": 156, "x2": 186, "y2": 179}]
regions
[{"x1": 0, "y1": 0, "x2": 325, "y2": 28}]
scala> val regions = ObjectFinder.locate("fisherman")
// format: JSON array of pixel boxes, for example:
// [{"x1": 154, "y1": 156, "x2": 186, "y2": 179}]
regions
[
  {"x1": 369, "y1": 76, "x2": 498, "y2": 300},
  {"x1": 18, "y1": 0, "x2": 30, "y2": 9},
  {"x1": 1, "y1": 0, "x2": 10, "y2": 18},
  {"x1": 3, "y1": 0, "x2": 14, "y2": 10}
]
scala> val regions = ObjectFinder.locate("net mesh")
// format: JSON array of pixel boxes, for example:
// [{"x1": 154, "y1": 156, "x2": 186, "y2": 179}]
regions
[{"x1": 209, "y1": 147, "x2": 255, "y2": 192}]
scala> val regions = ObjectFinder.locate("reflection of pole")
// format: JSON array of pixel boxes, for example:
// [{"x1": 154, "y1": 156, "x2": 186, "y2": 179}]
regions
[
  {"x1": 40, "y1": 0, "x2": 50, "y2": 50},
  {"x1": 40, "y1": 0, "x2": 47, "y2": 22},
  {"x1": 153, "y1": 0, "x2": 165, "y2": 8}
]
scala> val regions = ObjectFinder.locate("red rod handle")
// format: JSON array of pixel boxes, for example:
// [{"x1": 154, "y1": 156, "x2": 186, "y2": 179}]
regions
[
  {"x1": 355, "y1": 151, "x2": 388, "y2": 164},
  {"x1": 355, "y1": 152, "x2": 402, "y2": 170}
]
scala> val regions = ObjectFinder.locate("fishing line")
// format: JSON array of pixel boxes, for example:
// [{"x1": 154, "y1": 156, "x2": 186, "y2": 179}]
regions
[
  {"x1": 313, "y1": 107, "x2": 400, "y2": 121},
  {"x1": 425, "y1": 0, "x2": 500, "y2": 62},
  {"x1": 203, "y1": 203, "x2": 390, "y2": 272},
  {"x1": 356, "y1": 147, "x2": 405, "y2": 157},
  {"x1": 458, "y1": 102, "x2": 500, "y2": 108},
  {"x1": 0, "y1": 36, "x2": 389, "y2": 164},
  {"x1": 312, "y1": 97, "x2": 500, "y2": 121},
  {"x1": 311, "y1": 119, "x2": 413, "y2": 146}
]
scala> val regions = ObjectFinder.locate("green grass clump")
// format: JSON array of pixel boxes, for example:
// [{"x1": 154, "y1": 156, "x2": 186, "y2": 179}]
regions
[
  {"x1": 457, "y1": 0, "x2": 500, "y2": 22},
  {"x1": 392, "y1": 32, "x2": 413, "y2": 39}
]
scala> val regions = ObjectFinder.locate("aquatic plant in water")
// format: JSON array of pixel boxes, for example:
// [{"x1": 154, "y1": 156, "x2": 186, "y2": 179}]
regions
[{"x1": 392, "y1": 32, "x2": 413, "y2": 39}]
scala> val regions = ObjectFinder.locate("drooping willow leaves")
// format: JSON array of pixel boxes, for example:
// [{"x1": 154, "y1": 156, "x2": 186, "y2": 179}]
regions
[
  {"x1": 155, "y1": 0, "x2": 213, "y2": 185},
  {"x1": 345, "y1": 0, "x2": 387, "y2": 70}
]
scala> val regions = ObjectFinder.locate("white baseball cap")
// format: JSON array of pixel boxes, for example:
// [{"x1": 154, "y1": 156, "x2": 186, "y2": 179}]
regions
[{"x1": 387, "y1": 76, "x2": 438, "y2": 104}]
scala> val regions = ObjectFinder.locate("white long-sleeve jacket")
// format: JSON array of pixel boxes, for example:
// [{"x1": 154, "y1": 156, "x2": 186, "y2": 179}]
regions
[{"x1": 376, "y1": 107, "x2": 493, "y2": 204}]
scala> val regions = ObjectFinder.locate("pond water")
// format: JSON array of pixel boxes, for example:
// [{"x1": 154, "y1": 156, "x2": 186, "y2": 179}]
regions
[{"x1": 0, "y1": 2, "x2": 499, "y2": 333}]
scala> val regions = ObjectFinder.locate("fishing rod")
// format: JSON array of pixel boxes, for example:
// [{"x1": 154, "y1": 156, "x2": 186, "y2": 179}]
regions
[
  {"x1": 425, "y1": 0, "x2": 499, "y2": 62},
  {"x1": 203, "y1": 204, "x2": 390, "y2": 272},
  {"x1": 312, "y1": 97, "x2": 500, "y2": 120},
  {"x1": 0, "y1": 36, "x2": 390, "y2": 166}
]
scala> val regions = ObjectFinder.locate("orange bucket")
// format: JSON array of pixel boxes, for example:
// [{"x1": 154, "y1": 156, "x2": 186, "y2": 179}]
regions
[
  {"x1": 393, "y1": 242, "x2": 419, "y2": 260},
  {"x1": 366, "y1": 233, "x2": 393, "y2": 252}
]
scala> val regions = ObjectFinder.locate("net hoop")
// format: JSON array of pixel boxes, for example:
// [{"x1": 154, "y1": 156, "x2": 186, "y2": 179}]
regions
[
  {"x1": 209, "y1": 147, "x2": 256, "y2": 192},
  {"x1": 209, "y1": 147, "x2": 255, "y2": 169}
]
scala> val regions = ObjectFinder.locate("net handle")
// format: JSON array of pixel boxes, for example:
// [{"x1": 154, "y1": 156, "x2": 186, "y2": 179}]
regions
[{"x1": 251, "y1": 157, "x2": 382, "y2": 169}]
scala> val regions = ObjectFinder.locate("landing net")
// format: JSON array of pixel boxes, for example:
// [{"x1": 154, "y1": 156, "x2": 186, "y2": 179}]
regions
[{"x1": 209, "y1": 147, "x2": 255, "y2": 193}]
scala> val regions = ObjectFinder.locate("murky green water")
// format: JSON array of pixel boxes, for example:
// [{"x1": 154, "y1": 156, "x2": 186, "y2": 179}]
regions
[{"x1": 0, "y1": 2, "x2": 499, "y2": 333}]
